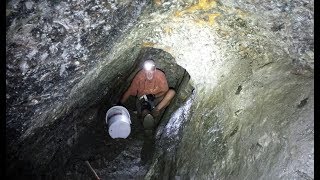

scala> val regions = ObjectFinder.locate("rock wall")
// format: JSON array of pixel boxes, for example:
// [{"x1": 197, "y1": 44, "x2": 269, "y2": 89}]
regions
[
  {"x1": 6, "y1": 0, "x2": 149, "y2": 142},
  {"x1": 6, "y1": 0, "x2": 150, "y2": 177},
  {"x1": 143, "y1": 0, "x2": 313, "y2": 179}
]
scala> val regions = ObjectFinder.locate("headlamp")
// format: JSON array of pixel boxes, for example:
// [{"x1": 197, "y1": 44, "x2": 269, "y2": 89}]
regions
[{"x1": 144, "y1": 61, "x2": 155, "y2": 71}]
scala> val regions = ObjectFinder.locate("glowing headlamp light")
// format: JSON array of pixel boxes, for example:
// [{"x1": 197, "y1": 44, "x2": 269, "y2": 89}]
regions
[{"x1": 144, "y1": 61, "x2": 155, "y2": 71}]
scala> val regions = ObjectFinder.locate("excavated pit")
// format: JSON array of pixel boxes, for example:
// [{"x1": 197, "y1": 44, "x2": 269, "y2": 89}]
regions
[
  {"x1": 7, "y1": 47, "x2": 194, "y2": 179},
  {"x1": 63, "y1": 48, "x2": 194, "y2": 179}
]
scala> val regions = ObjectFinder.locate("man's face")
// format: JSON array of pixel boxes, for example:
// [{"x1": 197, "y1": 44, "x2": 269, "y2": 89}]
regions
[
  {"x1": 143, "y1": 60, "x2": 156, "y2": 80},
  {"x1": 145, "y1": 68, "x2": 155, "y2": 80}
]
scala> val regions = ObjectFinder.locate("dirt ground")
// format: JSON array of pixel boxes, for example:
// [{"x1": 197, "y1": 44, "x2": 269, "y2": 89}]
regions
[{"x1": 64, "y1": 100, "x2": 157, "y2": 179}]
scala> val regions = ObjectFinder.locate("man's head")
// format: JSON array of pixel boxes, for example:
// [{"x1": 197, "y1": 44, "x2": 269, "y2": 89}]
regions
[{"x1": 143, "y1": 60, "x2": 156, "y2": 80}]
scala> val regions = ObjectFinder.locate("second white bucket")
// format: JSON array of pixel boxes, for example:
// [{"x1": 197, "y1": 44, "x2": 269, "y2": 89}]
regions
[{"x1": 106, "y1": 106, "x2": 131, "y2": 139}]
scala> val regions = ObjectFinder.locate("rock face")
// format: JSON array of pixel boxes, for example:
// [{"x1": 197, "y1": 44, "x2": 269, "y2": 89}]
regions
[
  {"x1": 143, "y1": 0, "x2": 313, "y2": 179},
  {"x1": 6, "y1": 0, "x2": 148, "y2": 142},
  {"x1": 6, "y1": 0, "x2": 313, "y2": 179},
  {"x1": 6, "y1": 0, "x2": 150, "y2": 177}
]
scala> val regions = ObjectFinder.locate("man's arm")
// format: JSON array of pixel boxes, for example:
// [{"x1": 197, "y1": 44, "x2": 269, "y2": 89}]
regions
[
  {"x1": 120, "y1": 90, "x2": 132, "y2": 104},
  {"x1": 119, "y1": 73, "x2": 140, "y2": 104}
]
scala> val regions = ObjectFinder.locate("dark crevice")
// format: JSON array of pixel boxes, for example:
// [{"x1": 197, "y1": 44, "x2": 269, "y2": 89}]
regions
[
  {"x1": 235, "y1": 85, "x2": 242, "y2": 95},
  {"x1": 258, "y1": 61, "x2": 274, "y2": 69},
  {"x1": 297, "y1": 98, "x2": 308, "y2": 108}
]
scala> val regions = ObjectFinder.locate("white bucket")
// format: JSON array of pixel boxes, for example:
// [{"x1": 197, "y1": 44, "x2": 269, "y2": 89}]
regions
[{"x1": 106, "y1": 106, "x2": 131, "y2": 139}]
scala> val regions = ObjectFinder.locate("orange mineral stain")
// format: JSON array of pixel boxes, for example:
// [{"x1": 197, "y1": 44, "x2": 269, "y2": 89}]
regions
[
  {"x1": 163, "y1": 27, "x2": 173, "y2": 35},
  {"x1": 185, "y1": 0, "x2": 217, "y2": 13},
  {"x1": 142, "y1": 42, "x2": 156, "y2": 47},
  {"x1": 154, "y1": 0, "x2": 162, "y2": 6},
  {"x1": 174, "y1": 11, "x2": 183, "y2": 17},
  {"x1": 173, "y1": 0, "x2": 217, "y2": 18},
  {"x1": 207, "y1": 13, "x2": 220, "y2": 25}
]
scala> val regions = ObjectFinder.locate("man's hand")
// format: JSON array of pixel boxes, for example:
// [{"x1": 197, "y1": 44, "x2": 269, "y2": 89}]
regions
[{"x1": 151, "y1": 108, "x2": 160, "y2": 117}]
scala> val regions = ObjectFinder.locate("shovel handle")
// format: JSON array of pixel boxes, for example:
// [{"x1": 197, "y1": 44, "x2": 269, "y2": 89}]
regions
[{"x1": 85, "y1": 161, "x2": 100, "y2": 180}]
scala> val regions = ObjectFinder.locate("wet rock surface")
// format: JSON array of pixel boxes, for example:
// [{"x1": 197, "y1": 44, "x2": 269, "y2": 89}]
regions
[
  {"x1": 6, "y1": 0, "x2": 148, "y2": 144},
  {"x1": 7, "y1": 0, "x2": 313, "y2": 179}
]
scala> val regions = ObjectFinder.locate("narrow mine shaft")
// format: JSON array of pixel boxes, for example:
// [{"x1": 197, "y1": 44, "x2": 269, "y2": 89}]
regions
[
  {"x1": 7, "y1": 47, "x2": 194, "y2": 179},
  {"x1": 6, "y1": 0, "x2": 313, "y2": 179},
  {"x1": 59, "y1": 48, "x2": 194, "y2": 179}
]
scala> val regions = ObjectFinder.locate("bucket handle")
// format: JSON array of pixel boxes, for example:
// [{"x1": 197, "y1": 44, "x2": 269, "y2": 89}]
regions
[{"x1": 107, "y1": 112, "x2": 123, "y2": 120}]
